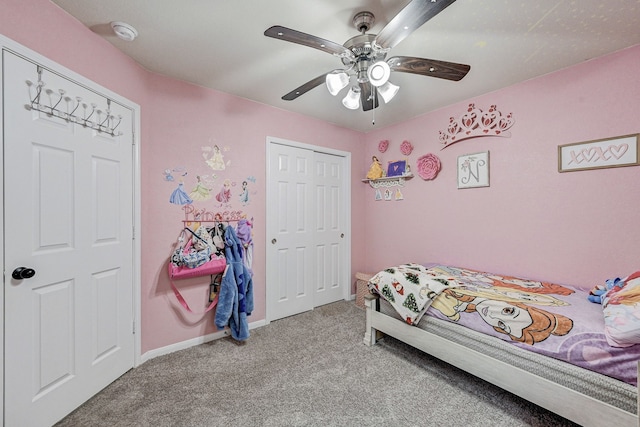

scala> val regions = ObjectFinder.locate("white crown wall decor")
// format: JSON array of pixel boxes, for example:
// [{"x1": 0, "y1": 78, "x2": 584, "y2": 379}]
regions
[{"x1": 439, "y1": 104, "x2": 515, "y2": 149}]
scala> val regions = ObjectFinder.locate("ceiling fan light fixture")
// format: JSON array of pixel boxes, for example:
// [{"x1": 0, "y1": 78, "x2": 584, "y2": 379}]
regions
[
  {"x1": 326, "y1": 71, "x2": 349, "y2": 96},
  {"x1": 378, "y1": 81, "x2": 399, "y2": 104},
  {"x1": 264, "y1": 4, "x2": 471, "y2": 115},
  {"x1": 342, "y1": 86, "x2": 361, "y2": 110},
  {"x1": 367, "y1": 61, "x2": 391, "y2": 87}
]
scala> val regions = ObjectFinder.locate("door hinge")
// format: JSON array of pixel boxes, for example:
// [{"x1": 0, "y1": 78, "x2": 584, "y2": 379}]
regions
[{"x1": 132, "y1": 320, "x2": 136, "y2": 335}]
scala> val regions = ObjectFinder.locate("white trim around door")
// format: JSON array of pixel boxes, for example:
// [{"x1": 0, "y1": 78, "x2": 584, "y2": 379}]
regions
[
  {"x1": 265, "y1": 136, "x2": 352, "y2": 323},
  {"x1": 0, "y1": 34, "x2": 142, "y2": 425}
]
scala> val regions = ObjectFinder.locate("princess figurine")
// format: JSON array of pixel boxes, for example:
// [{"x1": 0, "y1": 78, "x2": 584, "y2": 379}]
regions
[{"x1": 366, "y1": 156, "x2": 384, "y2": 180}]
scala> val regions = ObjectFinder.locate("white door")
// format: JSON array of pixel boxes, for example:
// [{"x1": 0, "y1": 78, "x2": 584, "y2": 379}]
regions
[
  {"x1": 3, "y1": 51, "x2": 135, "y2": 426},
  {"x1": 266, "y1": 140, "x2": 349, "y2": 321},
  {"x1": 267, "y1": 143, "x2": 315, "y2": 320},
  {"x1": 313, "y1": 152, "x2": 346, "y2": 306}
]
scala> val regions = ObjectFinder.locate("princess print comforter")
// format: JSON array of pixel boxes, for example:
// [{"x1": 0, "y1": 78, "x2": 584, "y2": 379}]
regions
[{"x1": 369, "y1": 264, "x2": 640, "y2": 385}]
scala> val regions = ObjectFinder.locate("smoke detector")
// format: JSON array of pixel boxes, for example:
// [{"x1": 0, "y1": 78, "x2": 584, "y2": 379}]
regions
[{"x1": 110, "y1": 21, "x2": 138, "y2": 42}]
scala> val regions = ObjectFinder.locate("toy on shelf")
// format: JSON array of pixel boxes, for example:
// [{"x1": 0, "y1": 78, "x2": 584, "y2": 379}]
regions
[{"x1": 366, "y1": 155, "x2": 384, "y2": 180}]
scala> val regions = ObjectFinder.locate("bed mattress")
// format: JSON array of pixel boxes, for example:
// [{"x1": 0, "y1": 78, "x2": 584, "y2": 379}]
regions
[
  {"x1": 369, "y1": 264, "x2": 640, "y2": 385},
  {"x1": 378, "y1": 299, "x2": 637, "y2": 414}
]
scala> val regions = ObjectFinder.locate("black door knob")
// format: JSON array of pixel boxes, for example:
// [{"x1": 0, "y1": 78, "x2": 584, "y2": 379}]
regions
[{"x1": 12, "y1": 267, "x2": 36, "y2": 280}]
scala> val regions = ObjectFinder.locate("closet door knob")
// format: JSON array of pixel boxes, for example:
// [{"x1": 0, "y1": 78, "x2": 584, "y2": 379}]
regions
[
  {"x1": 271, "y1": 238, "x2": 277, "y2": 244},
  {"x1": 12, "y1": 267, "x2": 36, "y2": 280}
]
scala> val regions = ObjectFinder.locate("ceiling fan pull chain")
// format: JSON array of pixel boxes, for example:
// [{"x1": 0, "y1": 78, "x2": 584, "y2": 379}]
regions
[{"x1": 372, "y1": 87, "x2": 376, "y2": 125}]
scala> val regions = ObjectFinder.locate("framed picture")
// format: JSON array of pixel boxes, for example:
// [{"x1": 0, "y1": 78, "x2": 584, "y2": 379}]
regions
[
  {"x1": 457, "y1": 151, "x2": 490, "y2": 189},
  {"x1": 558, "y1": 134, "x2": 639, "y2": 172},
  {"x1": 387, "y1": 160, "x2": 406, "y2": 177}
]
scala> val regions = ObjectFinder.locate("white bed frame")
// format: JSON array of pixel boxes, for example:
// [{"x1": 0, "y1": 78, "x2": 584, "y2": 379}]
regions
[{"x1": 363, "y1": 293, "x2": 639, "y2": 427}]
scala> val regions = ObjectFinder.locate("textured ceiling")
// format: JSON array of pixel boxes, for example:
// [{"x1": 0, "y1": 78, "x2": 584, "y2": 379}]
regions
[{"x1": 51, "y1": 0, "x2": 640, "y2": 132}]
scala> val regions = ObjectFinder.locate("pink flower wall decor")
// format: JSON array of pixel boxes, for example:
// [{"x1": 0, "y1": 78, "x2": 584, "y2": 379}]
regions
[
  {"x1": 378, "y1": 139, "x2": 389, "y2": 153},
  {"x1": 416, "y1": 153, "x2": 441, "y2": 180},
  {"x1": 400, "y1": 140, "x2": 413, "y2": 155}
]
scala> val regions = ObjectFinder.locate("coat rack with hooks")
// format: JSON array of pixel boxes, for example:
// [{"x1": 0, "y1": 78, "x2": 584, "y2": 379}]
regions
[{"x1": 24, "y1": 65, "x2": 123, "y2": 136}]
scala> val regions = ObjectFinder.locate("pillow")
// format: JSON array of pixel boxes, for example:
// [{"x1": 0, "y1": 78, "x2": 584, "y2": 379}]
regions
[{"x1": 601, "y1": 271, "x2": 640, "y2": 347}]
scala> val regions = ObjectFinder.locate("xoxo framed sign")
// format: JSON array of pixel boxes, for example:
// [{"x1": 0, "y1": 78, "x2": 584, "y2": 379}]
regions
[{"x1": 558, "y1": 134, "x2": 639, "y2": 172}]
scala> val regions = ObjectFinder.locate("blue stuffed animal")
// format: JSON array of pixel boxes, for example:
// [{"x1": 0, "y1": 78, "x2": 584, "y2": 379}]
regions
[{"x1": 587, "y1": 277, "x2": 624, "y2": 304}]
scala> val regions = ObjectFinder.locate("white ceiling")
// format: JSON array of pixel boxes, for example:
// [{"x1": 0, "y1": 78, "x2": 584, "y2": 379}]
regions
[{"x1": 52, "y1": 0, "x2": 640, "y2": 133}]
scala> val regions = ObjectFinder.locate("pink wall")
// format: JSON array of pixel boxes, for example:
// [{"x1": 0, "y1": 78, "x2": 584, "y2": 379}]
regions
[
  {"x1": 361, "y1": 44, "x2": 640, "y2": 289},
  {"x1": 3, "y1": 0, "x2": 639, "y2": 355},
  {"x1": 1, "y1": 0, "x2": 366, "y2": 354},
  {"x1": 141, "y1": 73, "x2": 365, "y2": 351},
  {"x1": 0, "y1": 0, "x2": 148, "y2": 107}
]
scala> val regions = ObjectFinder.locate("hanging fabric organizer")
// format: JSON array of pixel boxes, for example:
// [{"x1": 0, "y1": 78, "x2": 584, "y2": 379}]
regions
[{"x1": 169, "y1": 206, "x2": 251, "y2": 315}]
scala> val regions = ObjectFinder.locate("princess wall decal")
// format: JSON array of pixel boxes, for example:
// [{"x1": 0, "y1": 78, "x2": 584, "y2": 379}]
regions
[{"x1": 169, "y1": 180, "x2": 193, "y2": 205}]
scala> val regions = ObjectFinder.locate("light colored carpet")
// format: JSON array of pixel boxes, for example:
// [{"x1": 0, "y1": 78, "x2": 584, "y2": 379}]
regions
[{"x1": 56, "y1": 300, "x2": 578, "y2": 426}]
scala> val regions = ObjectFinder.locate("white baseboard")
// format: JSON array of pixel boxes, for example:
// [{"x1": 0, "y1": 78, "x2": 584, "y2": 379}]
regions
[{"x1": 139, "y1": 318, "x2": 267, "y2": 364}]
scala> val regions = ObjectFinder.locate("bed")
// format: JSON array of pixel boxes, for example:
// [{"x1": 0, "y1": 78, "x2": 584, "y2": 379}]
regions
[{"x1": 363, "y1": 263, "x2": 640, "y2": 427}]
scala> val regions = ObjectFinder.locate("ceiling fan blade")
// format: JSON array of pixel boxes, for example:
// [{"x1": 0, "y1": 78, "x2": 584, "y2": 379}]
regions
[
  {"x1": 281, "y1": 73, "x2": 328, "y2": 101},
  {"x1": 265, "y1": 26, "x2": 354, "y2": 59},
  {"x1": 374, "y1": 0, "x2": 457, "y2": 50},
  {"x1": 359, "y1": 81, "x2": 379, "y2": 111},
  {"x1": 388, "y1": 56, "x2": 470, "y2": 81}
]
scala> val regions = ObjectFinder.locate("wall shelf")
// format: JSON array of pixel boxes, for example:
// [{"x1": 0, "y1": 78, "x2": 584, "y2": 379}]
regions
[{"x1": 362, "y1": 173, "x2": 413, "y2": 188}]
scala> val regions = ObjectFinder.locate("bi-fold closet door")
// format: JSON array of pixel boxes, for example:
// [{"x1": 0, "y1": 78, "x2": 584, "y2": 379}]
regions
[
  {"x1": 266, "y1": 139, "x2": 351, "y2": 322},
  {"x1": 2, "y1": 47, "x2": 137, "y2": 426}
]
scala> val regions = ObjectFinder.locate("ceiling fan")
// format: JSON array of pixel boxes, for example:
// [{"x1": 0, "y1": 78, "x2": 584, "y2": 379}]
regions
[{"x1": 264, "y1": 0, "x2": 470, "y2": 112}]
